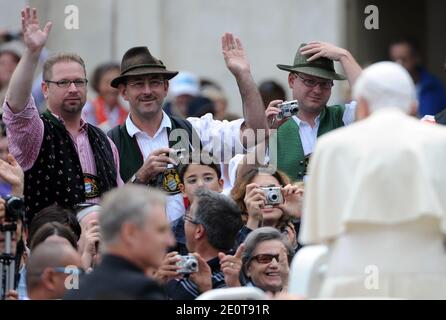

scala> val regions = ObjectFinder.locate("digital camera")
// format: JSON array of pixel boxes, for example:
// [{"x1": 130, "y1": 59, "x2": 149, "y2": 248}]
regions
[
  {"x1": 169, "y1": 148, "x2": 187, "y2": 165},
  {"x1": 2, "y1": 195, "x2": 25, "y2": 223},
  {"x1": 276, "y1": 100, "x2": 299, "y2": 120},
  {"x1": 176, "y1": 255, "x2": 199, "y2": 274},
  {"x1": 261, "y1": 187, "x2": 283, "y2": 205}
]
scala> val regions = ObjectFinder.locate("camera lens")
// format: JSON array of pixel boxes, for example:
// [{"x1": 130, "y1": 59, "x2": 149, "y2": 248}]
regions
[{"x1": 269, "y1": 193, "x2": 278, "y2": 201}]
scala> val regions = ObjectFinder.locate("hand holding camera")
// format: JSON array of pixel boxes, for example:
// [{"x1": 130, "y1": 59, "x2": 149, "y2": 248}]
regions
[
  {"x1": 188, "y1": 253, "x2": 212, "y2": 293},
  {"x1": 265, "y1": 100, "x2": 299, "y2": 130},
  {"x1": 276, "y1": 184, "x2": 304, "y2": 219},
  {"x1": 244, "y1": 183, "x2": 267, "y2": 229},
  {"x1": 134, "y1": 147, "x2": 177, "y2": 184},
  {"x1": 153, "y1": 251, "x2": 183, "y2": 284},
  {"x1": 168, "y1": 148, "x2": 187, "y2": 167}
]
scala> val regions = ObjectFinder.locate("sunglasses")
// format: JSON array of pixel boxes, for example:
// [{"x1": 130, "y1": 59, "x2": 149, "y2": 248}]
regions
[{"x1": 251, "y1": 254, "x2": 281, "y2": 264}]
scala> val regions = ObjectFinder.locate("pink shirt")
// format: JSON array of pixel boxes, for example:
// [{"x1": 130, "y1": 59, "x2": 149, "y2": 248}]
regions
[{"x1": 2, "y1": 96, "x2": 123, "y2": 203}]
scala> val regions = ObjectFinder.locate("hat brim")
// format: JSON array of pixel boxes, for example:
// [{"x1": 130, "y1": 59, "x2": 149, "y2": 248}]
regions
[
  {"x1": 111, "y1": 67, "x2": 179, "y2": 88},
  {"x1": 277, "y1": 64, "x2": 347, "y2": 81}
]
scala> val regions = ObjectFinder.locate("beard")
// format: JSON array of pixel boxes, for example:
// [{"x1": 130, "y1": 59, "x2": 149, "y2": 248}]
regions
[{"x1": 60, "y1": 97, "x2": 85, "y2": 114}]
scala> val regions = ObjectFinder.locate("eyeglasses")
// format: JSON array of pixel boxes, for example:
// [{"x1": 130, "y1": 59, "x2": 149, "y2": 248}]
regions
[
  {"x1": 183, "y1": 214, "x2": 200, "y2": 225},
  {"x1": 28, "y1": 266, "x2": 86, "y2": 277},
  {"x1": 294, "y1": 73, "x2": 333, "y2": 90},
  {"x1": 73, "y1": 202, "x2": 95, "y2": 212},
  {"x1": 127, "y1": 79, "x2": 165, "y2": 90},
  {"x1": 251, "y1": 253, "x2": 287, "y2": 264},
  {"x1": 53, "y1": 266, "x2": 85, "y2": 276},
  {"x1": 45, "y1": 79, "x2": 88, "y2": 88}
]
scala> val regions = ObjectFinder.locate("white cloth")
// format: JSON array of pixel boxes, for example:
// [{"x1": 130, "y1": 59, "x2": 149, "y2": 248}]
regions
[
  {"x1": 126, "y1": 111, "x2": 245, "y2": 221},
  {"x1": 300, "y1": 108, "x2": 446, "y2": 244},
  {"x1": 299, "y1": 108, "x2": 446, "y2": 299},
  {"x1": 319, "y1": 218, "x2": 446, "y2": 299}
]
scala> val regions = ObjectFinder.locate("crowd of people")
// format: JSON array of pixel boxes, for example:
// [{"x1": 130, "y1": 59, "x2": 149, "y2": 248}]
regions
[{"x1": 1, "y1": 6, "x2": 446, "y2": 300}]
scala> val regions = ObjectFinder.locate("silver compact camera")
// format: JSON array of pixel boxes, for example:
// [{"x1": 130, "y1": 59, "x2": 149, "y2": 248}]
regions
[
  {"x1": 276, "y1": 100, "x2": 299, "y2": 120},
  {"x1": 169, "y1": 148, "x2": 187, "y2": 165},
  {"x1": 261, "y1": 186, "x2": 283, "y2": 205},
  {"x1": 176, "y1": 255, "x2": 199, "y2": 274}
]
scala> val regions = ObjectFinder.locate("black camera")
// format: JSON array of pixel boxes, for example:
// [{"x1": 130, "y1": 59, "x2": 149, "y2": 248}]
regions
[{"x1": 2, "y1": 196, "x2": 25, "y2": 223}]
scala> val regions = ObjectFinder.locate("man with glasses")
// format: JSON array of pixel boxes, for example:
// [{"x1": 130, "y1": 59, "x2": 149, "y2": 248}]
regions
[
  {"x1": 165, "y1": 189, "x2": 243, "y2": 299},
  {"x1": 270, "y1": 41, "x2": 362, "y2": 181},
  {"x1": 108, "y1": 33, "x2": 268, "y2": 222},
  {"x1": 2, "y1": 7, "x2": 122, "y2": 224},
  {"x1": 26, "y1": 241, "x2": 83, "y2": 300}
]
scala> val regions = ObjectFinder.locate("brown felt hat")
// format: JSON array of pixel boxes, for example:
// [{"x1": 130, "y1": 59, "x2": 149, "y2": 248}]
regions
[{"x1": 111, "y1": 46, "x2": 178, "y2": 88}]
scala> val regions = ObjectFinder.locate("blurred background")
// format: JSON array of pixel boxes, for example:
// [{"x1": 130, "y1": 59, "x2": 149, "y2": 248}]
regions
[{"x1": 1, "y1": 0, "x2": 445, "y2": 117}]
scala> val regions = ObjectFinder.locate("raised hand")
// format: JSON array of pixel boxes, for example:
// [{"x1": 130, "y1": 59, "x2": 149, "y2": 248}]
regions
[
  {"x1": 218, "y1": 243, "x2": 245, "y2": 287},
  {"x1": 0, "y1": 154, "x2": 24, "y2": 196},
  {"x1": 21, "y1": 6, "x2": 52, "y2": 53},
  {"x1": 222, "y1": 33, "x2": 250, "y2": 77},
  {"x1": 244, "y1": 183, "x2": 266, "y2": 230},
  {"x1": 300, "y1": 41, "x2": 349, "y2": 62}
]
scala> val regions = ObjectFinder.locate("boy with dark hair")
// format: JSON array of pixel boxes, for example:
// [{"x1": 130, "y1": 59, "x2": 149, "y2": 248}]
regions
[{"x1": 170, "y1": 152, "x2": 224, "y2": 255}]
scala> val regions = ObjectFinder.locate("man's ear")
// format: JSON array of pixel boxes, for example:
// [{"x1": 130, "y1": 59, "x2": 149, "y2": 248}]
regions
[
  {"x1": 355, "y1": 97, "x2": 370, "y2": 121},
  {"x1": 179, "y1": 183, "x2": 185, "y2": 194},
  {"x1": 42, "y1": 81, "x2": 49, "y2": 100},
  {"x1": 118, "y1": 84, "x2": 129, "y2": 101},
  {"x1": 195, "y1": 223, "x2": 205, "y2": 240},
  {"x1": 409, "y1": 101, "x2": 418, "y2": 117},
  {"x1": 217, "y1": 179, "x2": 224, "y2": 192},
  {"x1": 288, "y1": 73, "x2": 296, "y2": 89},
  {"x1": 41, "y1": 268, "x2": 57, "y2": 291}
]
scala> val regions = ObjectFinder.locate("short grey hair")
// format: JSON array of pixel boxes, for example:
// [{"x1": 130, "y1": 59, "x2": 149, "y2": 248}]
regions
[
  {"x1": 99, "y1": 185, "x2": 166, "y2": 245},
  {"x1": 242, "y1": 227, "x2": 294, "y2": 273}
]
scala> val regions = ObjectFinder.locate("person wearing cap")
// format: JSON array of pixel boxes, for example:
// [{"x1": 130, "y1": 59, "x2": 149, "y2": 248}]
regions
[
  {"x1": 163, "y1": 71, "x2": 200, "y2": 119},
  {"x1": 300, "y1": 62, "x2": 446, "y2": 299},
  {"x1": 2, "y1": 7, "x2": 123, "y2": 225},
  {"x1": 269, "y1": 42, "x2": 362, "y2": 181},
  {"x1": 108, "y1": 33, "x2": 268, "y2": 222}
]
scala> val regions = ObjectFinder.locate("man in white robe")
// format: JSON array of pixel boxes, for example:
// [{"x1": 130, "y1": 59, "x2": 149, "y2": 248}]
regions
[{"x1": 299, "y1": 61, "x2": 446, "y2": 299}]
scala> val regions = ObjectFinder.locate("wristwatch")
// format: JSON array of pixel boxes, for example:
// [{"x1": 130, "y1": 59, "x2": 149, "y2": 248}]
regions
[{"x1": 130, "y1": 173, "x2": 144, "y2": 185}]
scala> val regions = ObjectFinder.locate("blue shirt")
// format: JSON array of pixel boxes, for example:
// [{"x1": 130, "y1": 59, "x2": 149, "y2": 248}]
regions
[{"x1": 416, "y1": 67, "x2": 446, "y2": 117}]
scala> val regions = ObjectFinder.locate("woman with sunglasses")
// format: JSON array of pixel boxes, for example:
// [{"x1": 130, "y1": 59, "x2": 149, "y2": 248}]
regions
[{"x1": 241, "y1": 227, "x2": 294, "y2": 294}]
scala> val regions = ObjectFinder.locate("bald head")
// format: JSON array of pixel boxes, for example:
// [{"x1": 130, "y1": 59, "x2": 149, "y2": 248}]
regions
[
  {"x1": 353, "y1": 61, "x2": 417, "y2": 115},
  {"x1": 26, "y1": 241, "x2": 82, "y2": 296}
]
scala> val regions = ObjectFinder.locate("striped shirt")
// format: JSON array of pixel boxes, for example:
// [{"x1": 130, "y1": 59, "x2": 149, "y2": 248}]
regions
[{"x1": 2, "y1": 96, "x2": 123, "y2": 203}]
